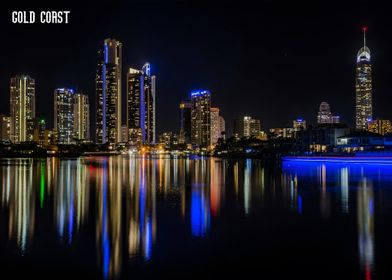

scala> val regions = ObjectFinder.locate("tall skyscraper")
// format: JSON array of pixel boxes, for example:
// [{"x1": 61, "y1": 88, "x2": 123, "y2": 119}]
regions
[
  {"x1": 210, "y1": 107, "x2": 220, "y2": 145},
  {"x1": 179, "y1": 100, "x2": 192, "y2": 144},
  {"x1": 96, "y1": 38, "x2": 122, "y2": 145},
  {"x1": 356, "y1": 27, "x2": 373, "y2": 130},
  {"x1": 33, "y1": 118, "x2": 46, "y2": 146},
  {"x1": 126, "y1": 63, "x2": 156, "y2": 145},
  {"x1": 54, "y1": 88, "x2": 74, "y2": 144},
  {"x1": 219, "y1": 115, "x2": 225, "y2": 140},
  {"x1": 233, "y1": 116, "x2": 261, "y2": 138},
  {"x1": 10, "y1": 75, "x2": 35, "y2": 143},
  {"x1": 74, "y1": 93, "x2": 90, "y2": 141},
  {"x1": 317, "y1": 102, "x2": 340, "y2": 124},
  {"x1": 191, "y1": 90, "x2": 211, "y2": 148}
]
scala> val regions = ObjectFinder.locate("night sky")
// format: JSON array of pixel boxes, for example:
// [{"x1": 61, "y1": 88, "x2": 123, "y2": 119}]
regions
[{"x1": 1, "y1": 1, "x2": 390, "y2": 136}]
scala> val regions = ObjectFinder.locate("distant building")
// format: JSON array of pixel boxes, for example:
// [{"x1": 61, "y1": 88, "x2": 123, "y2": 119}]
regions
[
  {"x1": 54, "y1": 88, "x2": 74, "y2": 144},
  {"x1": 191, "y1": 90, "x2": 211, "y2": 148},
  {"x1": 159, "y1": 132, "x2": 178, "y2": 149},
  {"x1": 293, "y1": 118, "x2": 306, "y2": 131},
  {"x1": 179, "y1": 100, "x2": 192, "y2": 144},
  {"x1": 33, "y1": 118, "x2": 46, "y2": 146},
  {"x1": 126, "y1": 63, "x2": 156, "y2": 145},
  {"x1": 0, "y1": 114, "x2": 10, "y2": 141},
  {"x1": 233, "y1": 116, "x2": 261, "y2": 139},
  {"x1": 295, "y1": 123, "x2": 350, "y2": 152},
  {"x1": 367, "y1": 119, "x2": 392, "y2": 135},
  {"x1": 317, "y1": 102, "x2": 340, "y2": 124},
  {"x1": 269, "y1": 127, "x2": 294, "y2": 139},
  {"x1": 10, "y1": 75, "x2": 35, "y2": 143},
  {"x1": 74, "y1": 93, "x2": 90, "y2": 142},
  {"x1": 121, "y1": 125, "x2": 128, "y2": 143},
  {"x1": 355, "y1": 27, "x2": 373, "y2": 130},
  {"x1": 219, "y1": 115, "x2": 225, "y2": 140},
  {"x1": 96, "y1": 38, "x2": 122, "y2": 145}
]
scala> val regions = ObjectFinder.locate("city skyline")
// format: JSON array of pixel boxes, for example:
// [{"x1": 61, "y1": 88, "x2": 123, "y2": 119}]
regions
[{"x1": 1, "y1": 2, "x2": 391, "y2": 136}]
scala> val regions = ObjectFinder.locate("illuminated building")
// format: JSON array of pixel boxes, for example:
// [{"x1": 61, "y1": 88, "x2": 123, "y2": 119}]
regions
[
  {"x1": 317, "y1": 102, "x2": 340, "y2": 124},
  {"x1": 33, "y1": 118, "x2": 46, "y2": 146},
  {"x1": 121, "y1": 124, "x2": 128, "y2": 143},
  {"x1": 191, "y1": 90, "x2": 211, "y2": 148},
  {"x1": 179, "y1": 100, "x2": 192, "y2": 144},
  {"x1": 337, "y1": 131, "x2": 383, "y2": 152},
  {"x1": 158, "y1": 132, "x2": 178, "y2": 149},
  {"x1": 10, "y1": 75, "x2": 35, "y2": 143},
  {"x1": 269, "y1": 127, "x2": 294, "y2": 139},
  {"x1": 356, "y1": 27, "x2": 373, "y2": 130},
  {"x1": 126, "y1": 63, "x2": 156, "y2": 145},
  {"x1": 73, "y1": 93, "x2": 90, "y2": 141},
  {"x1": 233, "y1": 116, "x2": 261, "y2": 139},
  {"x1": 0, "y1": 114, "x2": 10, "y2": 141},
  {"x1": 293, "y1": 118, "x2": 306, "y2": 131},
  {"x1": 96, "y1": 38, "x2": 122, "y2": 145},
  {"x1": 210, "y1": 107, "x2": 223, "y2": 145},
  {"x1": 367, "y1": 119, "x2": 392, "y2": 135},
  {"x1": 219, "y1": 115, "x2": 225, "y2": 140},
  {"x1": 54, "y1": 88, "x2": 75, "y2": 144}
]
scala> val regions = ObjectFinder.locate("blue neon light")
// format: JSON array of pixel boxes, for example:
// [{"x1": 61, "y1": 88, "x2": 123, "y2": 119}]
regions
[
  {"x1": 283, "y1": 156, "x2": 392, "y2": 164},
  {"x1": 296, "y1": 118, "x2": 304, "y2": 122},
  {"x1": 191, "y1": 185, "x2": 210, "y2": 237},
  {"x1": 297, "y1": 195, "x2": 302, "y2": 214},
  {"x1": 190, "y1": 90, "x2": 210, "y2": 97}
]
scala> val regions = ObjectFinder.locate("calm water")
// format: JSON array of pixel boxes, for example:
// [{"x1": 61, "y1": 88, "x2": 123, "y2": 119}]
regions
[{"x1": 1, "y1": 157, "x2": 392, "y2": 279}]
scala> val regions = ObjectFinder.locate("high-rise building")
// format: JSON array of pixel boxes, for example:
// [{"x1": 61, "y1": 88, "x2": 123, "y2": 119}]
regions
[
  {"x1": 33, "y1": 118, "x2": 46, "y2": 146},
  {"x1": 126, "y1": 63, "x2": 156, "y2": 145},
  {"x1": 96, "y1": 38, "x2": 122, "y2": 145},
  {"x1": 10, "y1": 75, "x2": 35, "y2": 143},
  {"x1": 179, "y1": 100, "x2": 192, "y2": 144},
  {"x1": 356, "y1": 27, "x2": 373, "y2": 130},
  {"x1": 233, "y1": 116, "x2": 261, "y2": 139},
  {"x1": 317, "y1": 102, "x2": 340, "y2": 124},
  {"x1": 293, "y1": 118, "x2": 307, "y2": 131},
  {"x1": 219, "y1": 115, "x2": 225, "y2": 140},
  {"x1": 74, "y1": 93, "x2": 90, "y2": 141},
  {"x1": 0, "y1": 114, "x2": 10, "y2": 141},
  {"x1": 210, "y1": 107, "x2": 220, "y2": 145},
  {"x1": 191, "y1": 90, "x2": 211, "y2": 148},
  {"x1": 120, "y1": 125, "x2": 128, "y2": 143},
  {"x1": 54, "y1": 88, "x2": 74, "y2": 144},
  {"x1": 367, "y1": 119, "x2": 392, "y2": 135}
]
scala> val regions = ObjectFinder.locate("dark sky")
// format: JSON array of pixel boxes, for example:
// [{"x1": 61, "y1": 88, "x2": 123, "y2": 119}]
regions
[{"x1": 1, "y1": 0, "x2": 391, "y2": 136}]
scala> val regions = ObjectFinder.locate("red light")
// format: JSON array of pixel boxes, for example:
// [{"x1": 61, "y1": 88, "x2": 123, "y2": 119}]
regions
[{"x1": 363, "y1": 26, "x2": 368, "y2": 32}]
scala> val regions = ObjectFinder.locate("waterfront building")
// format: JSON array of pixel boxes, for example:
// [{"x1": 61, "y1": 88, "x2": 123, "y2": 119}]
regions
[
  {"x1": 233, "y1": 116, "x2": 261, "y2": 139},
  {"x1": 367, "y1": 119, "x2": 392, "y2": 135},
  {"x1": 126, "y1": 63, "x2": 156, "y2": 145},
  {"x1": 33, "y1": 118, "x2": 46, "y2": 146},
  {"x1": 73, "y1": 93, "x2": 90, "y2": 142},
  {"x1": 191, "y1": 90, "x2": 211, "y2": 148},
  {"x1": 293, "y1": 118, "x2": 307, "y2": 131},
  {"x1": 54, "y1": 88, "x2": 74, "y2": 144},
  {"x1": 96, "y1": 38, "x2": 122, "y2": 145},
  {"x1": 210, "y1": 107, "x2": 223, "y2": 145},
  {"x1": 337, "y1": 131, "x2": 384, "y2": 152},
  {"x1": 0, "y1": 114, "x2": 10, "y2": 141},
  {"x1": 179, "y1": 100, "x2": 192, "y2": 144},
  {"x1": 355, "y1": 27, "x2": 373, "y2": 130},
  {"x1": 10, "y1": 75, "x2": 35, "y2": 143}
]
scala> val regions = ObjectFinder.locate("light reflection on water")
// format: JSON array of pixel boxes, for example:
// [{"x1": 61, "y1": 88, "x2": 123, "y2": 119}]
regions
[{"x1": 0, "y1": 157, "x2": 391, "y2": 279}]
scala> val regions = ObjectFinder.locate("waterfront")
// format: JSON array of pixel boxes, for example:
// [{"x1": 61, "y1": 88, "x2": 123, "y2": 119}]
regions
[{"x1": 1, "y1": 157, "x2": 392, "y2": 279}]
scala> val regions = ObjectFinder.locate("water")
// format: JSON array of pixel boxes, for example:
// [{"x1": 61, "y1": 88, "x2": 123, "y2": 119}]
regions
[{"x1": 0, "y1": 156, "x2": 392, "y2": 279}]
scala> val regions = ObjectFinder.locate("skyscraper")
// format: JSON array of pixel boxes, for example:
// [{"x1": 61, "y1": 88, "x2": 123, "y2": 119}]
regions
[
  {"x1": 126, "y1": 63, "x2": 156, "y2": 145},
  {"x1": 33, "y1": 118, "x2": 46, "y2": 146},
  {"x1": 96, "y1": 38, "x2": 122, "y2": 145},
  {"x1": 191, "y1": 90, "x2": 211, "y2": 148},
  {"x1": 10, "y1": 75, "x2": 35, "y2": 143},
  {"x1": 367, "y1": 119, "x2": 392, "y2": 135},
  {"x1": 54, "y1": 88, "x2": 74, "y2": 144},
  {"x1": 210, "y1": 107, "x2": 220, "y2": 145},
  {"x1": 356, "y1": 27, "x2": 373, "y2": 130},
  {"x1": 179, "y1": 100, "x2": 192, "y2": 144},
  {"x1": 293, "y1": 118, "x2": 306, "y2": 131},
  {"x1": 317, "y1": 102, "x2": 340, "y2": 124},
  {"x1": 74, "y1": 93, "x2": 90, "y2": 141},
  {"x1": 0, "y1": 114, "x2": 10, "y2": 141}
]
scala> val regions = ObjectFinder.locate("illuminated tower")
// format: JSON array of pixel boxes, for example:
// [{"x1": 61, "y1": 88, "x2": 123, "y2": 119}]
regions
[
  {"x1": 317, "y1": 102, "x2": 340, "y2": 124},
  {"x1": 54, "y1": 88, "x2": 74, "y2": 144},
  {"x1": 179, "y1": 100, "x2": 192, "y2": 144},
  {"x1": 126, "y1": 63, "x2": 156, "y2": 145},
  {"x1": 10, "y1": 75, "x2": 35, "y2": 143},
  {"x1": 210, "y1": 107, "x2": 222, "y2": 145},
  {"x1": 356, "y1": 27, "x2": 373, "y2": 130},
  {"x1": 74, "y1": 93, "x2": 90, "y2": 141},
  {"x1": 191, "y1": 90, "x2": 211, "y2": 148},
  {"x1": 96, "y1": 38, "x2": 122, "y2": 145}
]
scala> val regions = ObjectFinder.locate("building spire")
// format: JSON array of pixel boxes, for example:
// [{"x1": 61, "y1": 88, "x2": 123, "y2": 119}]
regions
[{"x1": 363, "y1": 26, "x2": 368, "y2": 47}]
